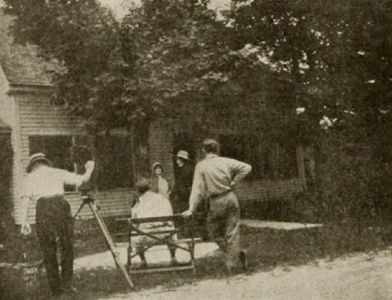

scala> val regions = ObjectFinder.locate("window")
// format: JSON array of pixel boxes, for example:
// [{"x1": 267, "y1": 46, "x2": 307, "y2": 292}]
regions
[
  {"x1": 95, "y1": 134, "x2": 134, "y2": 190},
  {"x1": 219, "y1": 134, "x2": 298, "y2": 180},
  {"x1": 29, "y1": 135, "x2": 74, "y2": 172},
  {"x1": 29, "y1": 134, "x2": 135, "y2": 191},
  {"x1": 29, "y1": 135, "x2": 75, "y2": 191}
]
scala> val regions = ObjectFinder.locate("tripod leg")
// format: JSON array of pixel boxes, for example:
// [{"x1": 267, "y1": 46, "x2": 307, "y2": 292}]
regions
[
  {"x1": 87, "y1": 202, "x2": 134, "y2": 289},
  {"x1": 73, "y1": 200, "x2": 87, "y2": 219}
]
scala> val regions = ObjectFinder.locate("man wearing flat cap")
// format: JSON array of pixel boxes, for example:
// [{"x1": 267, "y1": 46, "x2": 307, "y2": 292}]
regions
[{"x1": 20, "y1": 153, "x2": 95, "y2": 296}]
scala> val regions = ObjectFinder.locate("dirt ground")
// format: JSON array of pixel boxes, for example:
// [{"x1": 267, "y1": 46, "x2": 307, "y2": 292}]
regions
[{"x1": 97, "y1": 248, "x2": 392, "y2": 300}]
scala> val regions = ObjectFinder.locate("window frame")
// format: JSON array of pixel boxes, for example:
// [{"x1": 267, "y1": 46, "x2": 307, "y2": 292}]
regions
[
  {"x1": 28, "y1": 133, "x2": 135, "y2": 192},
  {"x1": 94, "y1": 133, "x2": 135, "y2": 191}
]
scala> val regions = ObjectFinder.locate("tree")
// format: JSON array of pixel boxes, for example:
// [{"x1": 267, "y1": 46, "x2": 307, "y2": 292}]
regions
[
  {"x1": 228, "y1": 0, "x2": 392, "y2": 222},
  {"x1": 3, "y1": 0, "x2": 237, "y2": 174},
  {"x1": 3, "y1": 0, "x2": 132, "y2": 128}
]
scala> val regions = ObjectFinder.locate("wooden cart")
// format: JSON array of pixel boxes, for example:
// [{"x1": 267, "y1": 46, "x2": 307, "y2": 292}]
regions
[{"x1": 115, "y1": 213, "x2": 204, "y2": 274}]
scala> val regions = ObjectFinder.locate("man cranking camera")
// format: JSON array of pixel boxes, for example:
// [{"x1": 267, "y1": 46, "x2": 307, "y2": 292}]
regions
[{"x1": 20, "y1": 153, "x2": 95, "y2": 296}]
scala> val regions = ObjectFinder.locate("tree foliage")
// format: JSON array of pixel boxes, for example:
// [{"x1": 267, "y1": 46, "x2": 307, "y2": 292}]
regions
[
  {"x1": 232, "y1": 0, "x2": 392, "y2": 131},
  {"x1": 3, "y1": 1, "x2": 121, "y2": 129},
  {"x1": 229, "y1": 0, "x2": 392, "y2": 222},
  {"x1": 4, "y1": 0, "x2": 392, "y2": 221},
  {"x1": 4, "y1": 0, "x2": 392, "y2": 141},
  {"x1": 3, "y1": 0, "x2": 230, "y2": 132}
]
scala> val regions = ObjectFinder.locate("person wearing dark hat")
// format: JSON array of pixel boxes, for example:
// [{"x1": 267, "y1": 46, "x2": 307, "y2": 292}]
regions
[
  {"x1": 171, "y1": 150, "x2": 194, "y2": 215},
  {"x1": 20, "y1": 153, "x2": 95, "y2": 296},
  {"x1": 182, "y1": 139, "x2": 252, "y2": 274}
]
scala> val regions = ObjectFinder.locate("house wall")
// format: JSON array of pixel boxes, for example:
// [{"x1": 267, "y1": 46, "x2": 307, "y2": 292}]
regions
[
  {"x1": 10, "y1": 92, "x2": 135, "y2": 223},
  {"x1": 9, "y1": 89, "x2": 302, "y2": 224},
  {"x1": 150, "y1": 122, "x2": 303, "y2": 204},
  {"x1": 170, "y1": 99, "x2": 304, "y2": 204}
]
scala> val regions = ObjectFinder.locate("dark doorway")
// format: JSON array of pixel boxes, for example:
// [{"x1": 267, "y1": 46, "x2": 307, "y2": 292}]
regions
[
  {"x1": 171, "y1": 131, "x2": 195, "y2": 205},
  {"x1": 172, "y1": 131, "x2": 195, "y2": 191},
  {"x1": 172, "y1": 132, "x2": 196, "y2": 162}
]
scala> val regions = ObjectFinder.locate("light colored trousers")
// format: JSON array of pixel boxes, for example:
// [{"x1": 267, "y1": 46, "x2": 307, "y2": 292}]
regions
[{"x1": 207, "y1": 191, "x2": 241, "y2": 269}]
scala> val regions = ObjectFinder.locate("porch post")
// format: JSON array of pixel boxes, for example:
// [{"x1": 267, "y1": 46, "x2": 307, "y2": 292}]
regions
[{"x1": 296, "y1": 145, "x2": 307, "y2": 190}]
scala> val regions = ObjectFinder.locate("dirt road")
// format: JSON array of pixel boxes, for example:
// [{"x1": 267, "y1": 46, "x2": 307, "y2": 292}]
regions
[{"x1": 99, "y1": 249, "x2": 392, "y2": 300}]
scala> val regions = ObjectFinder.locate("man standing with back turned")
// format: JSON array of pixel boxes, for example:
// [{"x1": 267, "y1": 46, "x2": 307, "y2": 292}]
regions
[
  {"x1": 182, "y1": 139, "x2": 252, "y2": 274},
  {"x1": 20, "y1": 153, "x2": 95, "y2": 296}
]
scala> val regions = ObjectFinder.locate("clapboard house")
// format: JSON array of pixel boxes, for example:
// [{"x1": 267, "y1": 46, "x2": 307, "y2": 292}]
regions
[{"x1": 0, "y1": 34, "x2": 304, "y2": 226}]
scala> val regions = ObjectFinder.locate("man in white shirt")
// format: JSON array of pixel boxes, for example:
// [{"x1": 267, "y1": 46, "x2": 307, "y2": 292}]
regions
[
  {"x1": 183, "y1": 139, "x2": 252, "y2": 273},
  {"x1": 20, "y1": 153, "x2": 95, "y2": 296}
]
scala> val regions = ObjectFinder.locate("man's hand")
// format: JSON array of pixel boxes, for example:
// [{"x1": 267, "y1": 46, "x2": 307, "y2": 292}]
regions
[
  {"x1": 84, "y1": 160, "x2": 95, "y2": 171},
  {"x1": 21, "y1": 223, "x2": 31, "y2": 235},
  {"x1": 182, "y1": 210, "x2": 193, "y2": 218}
]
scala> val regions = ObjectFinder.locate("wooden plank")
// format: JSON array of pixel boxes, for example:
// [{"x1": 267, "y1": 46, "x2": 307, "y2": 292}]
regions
[
  {"x1": 130, "y1": 229, "x2": 178, "y2": 236},
  {"x1": 129, "y1": 264, "x2": 194, "y2": 274},
  {"x1": 128, "y1": 213, "x2": 203, "y2": 223}
]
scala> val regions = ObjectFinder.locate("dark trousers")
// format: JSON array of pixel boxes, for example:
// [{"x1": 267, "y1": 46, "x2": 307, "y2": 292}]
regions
[
  {"x1": 171, "y1": 190, "x2": 190, "y2": 215},
  {"x1": 36, "y1": 195, "x2": 74, "y2": 295}
]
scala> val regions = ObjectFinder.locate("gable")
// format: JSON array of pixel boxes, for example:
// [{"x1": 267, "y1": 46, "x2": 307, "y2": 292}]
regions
[
  {"x1": 0, "y1": 10, "x2": 54, "y2": 88},
  {"x1": 0, "y1": 46, "x2": 53, "y2": 87}
]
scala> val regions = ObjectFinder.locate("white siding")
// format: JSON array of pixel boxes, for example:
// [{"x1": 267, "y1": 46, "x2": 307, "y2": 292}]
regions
[
  {"x1": 14, "y1": 93, "x2": 134, "y2": 224},
  {"x1": 8, "y1": 88, "x2": 303, "y2": 224}
]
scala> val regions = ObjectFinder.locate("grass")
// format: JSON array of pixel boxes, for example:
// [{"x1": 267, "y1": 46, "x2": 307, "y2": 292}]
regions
[{"x1": 2, "y1": 221, "x2": 392, "y2": 300}]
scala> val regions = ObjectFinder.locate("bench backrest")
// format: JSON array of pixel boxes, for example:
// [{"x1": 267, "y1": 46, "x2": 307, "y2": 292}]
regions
[{"x1": 114, "y1": 213, "x2": 205, "y2": 240}]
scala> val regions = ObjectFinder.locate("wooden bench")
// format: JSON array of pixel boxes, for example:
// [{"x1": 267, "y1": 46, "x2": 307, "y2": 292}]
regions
[{"x1": 115, "y1": 213, "x2": 205, "y2": 274}]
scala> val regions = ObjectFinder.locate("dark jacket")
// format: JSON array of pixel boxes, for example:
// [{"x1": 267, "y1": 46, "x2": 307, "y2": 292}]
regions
[
  {"x1": 173, "y1": 162, "x2": 193, "y2": 195},
  {"x1": 172, "y1": 162, "x2": 194, "y2": 212}
]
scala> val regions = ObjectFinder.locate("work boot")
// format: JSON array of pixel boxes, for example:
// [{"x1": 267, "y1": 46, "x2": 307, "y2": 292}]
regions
[
  {"x1": 239, "y1": 249, "x2": 248, "y2": 271},
  {"x1": 61, "y1": 285, "x2": 78, "y2": 295},
  {"x1": 171, "y1": 257, "x2": 178, "y2": 266},
  {"x1": 140, "y1": 259, "x2": 148, "y2": 269}
]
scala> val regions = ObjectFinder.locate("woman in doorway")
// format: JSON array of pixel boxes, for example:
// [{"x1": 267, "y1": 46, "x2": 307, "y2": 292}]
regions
[{"x1": 151, "y1": 162, "x2": 171, "y2": 200}]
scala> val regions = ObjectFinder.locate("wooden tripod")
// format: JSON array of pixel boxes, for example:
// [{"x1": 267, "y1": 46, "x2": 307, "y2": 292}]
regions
[{"x1": 74, "y1": 194, "x2": 134, "y2": 290}]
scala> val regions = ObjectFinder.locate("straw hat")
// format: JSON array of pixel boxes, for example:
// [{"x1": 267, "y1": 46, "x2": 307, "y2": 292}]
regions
[
  {"x1": 176, "y1": 150, "x2": 190, "y2": 160},
  {"x1": 26, "y1": 153, "x2": 52, "y2": 173},
  {"x1": 152, "y1": 162, "x2": 163, "y2": 171}
]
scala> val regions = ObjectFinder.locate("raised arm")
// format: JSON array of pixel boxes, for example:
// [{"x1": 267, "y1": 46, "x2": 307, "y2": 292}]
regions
[
  {"x1": 20, "y1": 177, "x2": 32, "y2": 234},
  {"x1": 63, "y1": 160, "x2": 95, "y2": 187}
]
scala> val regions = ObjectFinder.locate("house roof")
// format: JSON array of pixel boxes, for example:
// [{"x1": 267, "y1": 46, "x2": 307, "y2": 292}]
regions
[
  {"x1": 0, "y1": 46, "x2": 53, "y2": 87},
  {"x1": 0, "y1": 11, "x2": 54, "y2": 88}
]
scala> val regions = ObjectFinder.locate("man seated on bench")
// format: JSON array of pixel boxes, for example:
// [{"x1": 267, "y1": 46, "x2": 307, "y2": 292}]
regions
[{"x1": 132, "y1": 178, "x2": 177, "y2": 268}]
